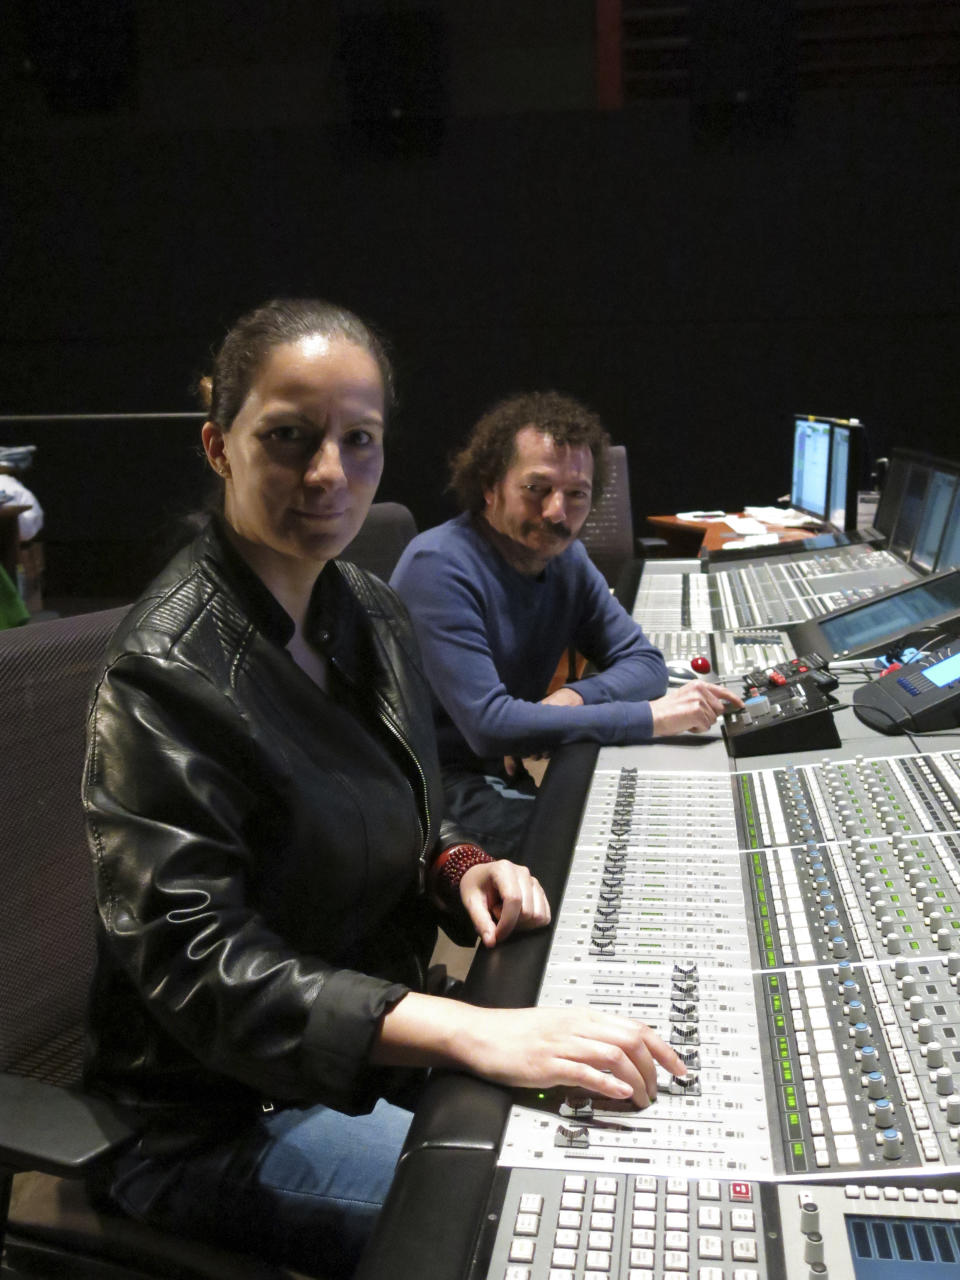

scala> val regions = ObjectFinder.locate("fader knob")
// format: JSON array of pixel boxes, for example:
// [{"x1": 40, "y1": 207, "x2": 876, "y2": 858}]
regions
[
  {"x1": 881, "y1": 1128, "x2": 904, "y2": 1159},
  {"x1": 927, "y1": 1042, "x2": 945, "y2": 1069},
  {"x1": 936, "y1": 1068, "x2": 955, "y2": 1096},
  {"x1": 798, "y1": 1198, "x2": 820, "y2": 1234},
  {"x1": 804, "y1": 1233, "x2": 825, "y2": 1265}
]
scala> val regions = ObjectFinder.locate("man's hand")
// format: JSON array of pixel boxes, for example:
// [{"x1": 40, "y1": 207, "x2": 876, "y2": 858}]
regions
[
  {"x1": 460, "y1": 859, "x2": 551, "y2": 947},
  {"x1": 649, "y1": 680, "x2": 743, "y2": 737},
  {"x1": 503, "y1": 686, "x2": 584, "y2": 778}
]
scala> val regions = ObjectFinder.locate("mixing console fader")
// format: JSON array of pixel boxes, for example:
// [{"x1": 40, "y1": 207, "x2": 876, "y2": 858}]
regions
[{"x1": 479, "y1": 751, "x2": 960, "y2": 1278}]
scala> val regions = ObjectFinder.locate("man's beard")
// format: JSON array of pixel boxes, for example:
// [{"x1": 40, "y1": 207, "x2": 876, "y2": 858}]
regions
[{"x1": 520, "y1": 518, "x2": 572, "y2": 542}]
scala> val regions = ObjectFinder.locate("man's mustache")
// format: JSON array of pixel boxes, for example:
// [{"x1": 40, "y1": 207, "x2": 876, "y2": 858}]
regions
[{"x1": 520, "y1": 518, "x2": 573, "y2": 541}]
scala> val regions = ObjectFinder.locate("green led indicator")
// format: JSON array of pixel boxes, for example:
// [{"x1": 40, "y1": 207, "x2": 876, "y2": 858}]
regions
[
  {"x1": 782, "y1": 1065, "x2": 793, "y2": 1083},
  {"x1": 793, "y1": 1141, "x2": 805, "y2": 1156}
]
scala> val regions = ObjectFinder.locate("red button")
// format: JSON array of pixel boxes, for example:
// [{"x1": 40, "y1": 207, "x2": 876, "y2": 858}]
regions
[
  {"x1": 798, "y1": 665, "x2": 808, "y2": 673},
  {"x1": 770, "y1": 672, "x2": 787, "y2": 686},
  {"x1": 731, "y1": 1182, "x2": 753, "y2": 1201}
]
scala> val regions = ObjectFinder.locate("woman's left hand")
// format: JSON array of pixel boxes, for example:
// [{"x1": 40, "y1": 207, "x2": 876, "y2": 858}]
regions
[{"x1": 459, "y1": 860, "x2": 551, "y2": 948}]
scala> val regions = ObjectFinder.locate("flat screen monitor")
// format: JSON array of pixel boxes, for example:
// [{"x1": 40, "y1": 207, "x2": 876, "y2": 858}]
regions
[
  {"x1": 889, "y1": 462, "x2": 932, "y2": 560},
  {"x1": 937, "y1": 484, "x2": 960, "y2": 572},
  {"x1": 911, "y1": 469, "x2": 957, "y2": 572},
  {"x1": 874, "y1": 450, "x2": 911, "y2": 539},
  {"x1": 790, "y1": 417, "x2": 832, "y2": 520},
  {"x1": 791, "y1": 415, "x2": 864, "y2": 530}
]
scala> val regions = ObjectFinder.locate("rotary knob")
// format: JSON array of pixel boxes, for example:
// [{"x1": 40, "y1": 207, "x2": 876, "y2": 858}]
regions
[
  {"x1": 804, "y1": 1232, "x2": 825, "y2": 1265},
  {"x1": 938, "y1": 929, "x2": 954, "y2": 952},
  {"x1": 881, "y1": 1127, "x2": 904, "y2": 1159},
  {"x1": 936, "y1": 1067, "x2": 955, "y2": 1096},
  {"x1": 874, "y1": 1098, "x2": 894, "y2": 1127},
  {"x1": 894, "y1": 958, "x2": 911, "y2": 979},
  {"x1": 945, "y1": 1094, "x2": 960, "y2": 1125},
  {"x1": 830, "y1": 935, "x2": 848, "y2": 958},
  {"x1": 841, "y1": 977, "x2": 860, "y2": 1000},
  {"x1": 928, "y1": 911, "x2": 945, "y2": 933},
  {"x1": 861, "y1": 1045, "x2": 879, "y2": 1071},
  {"x1": 908, "y1": 995, "x2": 925, "y2": 1020},
  {"x1": 901, "y1": 975, "x2": 918, "y2": 1000},
  {"x1": 927, "y1": 1042, "x2": 945, "y2": 1069},
  {"x1": 866, "y1": 1070, "x2": 886, "y2": 1099},
  {"x1": 918, "y1": 1018, "x2": 934, "y2": 1044},
  {"x1": 853, "y1": 1022, "x2": 872, "y2": 1047},
  {"x1": 947, "y1": 953, "x2": 960, "y2": 976},
  {"x1": 847, "y1": 999, "x2": 866, "y2": 1023},
  {"x1": 886, "y1": 934, "x2": 903, "y2": 955}
]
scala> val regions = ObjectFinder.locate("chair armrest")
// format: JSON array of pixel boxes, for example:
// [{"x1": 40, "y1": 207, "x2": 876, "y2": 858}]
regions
[{"x1": 0, "y1": 1072, "x2": 140, "y2": 1177}]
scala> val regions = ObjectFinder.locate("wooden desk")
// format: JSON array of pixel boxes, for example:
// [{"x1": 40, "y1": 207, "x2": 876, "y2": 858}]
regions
[{"x1": 646, "y1": 512, "x2": 819, "y2": 558}]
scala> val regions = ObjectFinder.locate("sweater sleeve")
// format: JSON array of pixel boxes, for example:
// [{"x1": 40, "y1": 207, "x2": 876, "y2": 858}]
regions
[
  {"x1": 392, "y1": 540, "x2": 667, "y2": 759},
  {"x1": 84, "y1": 652, "x2": 408, "y2": 1112}
]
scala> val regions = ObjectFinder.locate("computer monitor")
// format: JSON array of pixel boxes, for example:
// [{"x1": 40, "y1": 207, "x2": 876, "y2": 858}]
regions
[{"x1": 790, "y1": 415, "x2": 864, "y2": 530}]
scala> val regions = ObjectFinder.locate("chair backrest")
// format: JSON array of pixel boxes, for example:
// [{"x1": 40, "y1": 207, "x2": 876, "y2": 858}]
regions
[
  {"x1": 0, "y1": 607, "x2": 127, "y2": 1087},
  {"x1": 339, "y1": 501, "x2": 417, "y2": 581},
  {"x1": 579, "y1": 444, "x2": 634, "y2": 585}
]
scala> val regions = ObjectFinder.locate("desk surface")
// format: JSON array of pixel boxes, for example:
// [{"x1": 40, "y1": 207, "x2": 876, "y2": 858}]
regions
[{"x1": 647, "y1": 512, "x2": 819, "y2": 556}]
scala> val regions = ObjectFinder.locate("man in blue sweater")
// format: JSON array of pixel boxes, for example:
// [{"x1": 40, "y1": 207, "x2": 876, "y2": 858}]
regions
[{"x1": 391, "y1": 392, "x2": 741, "y2": 857}]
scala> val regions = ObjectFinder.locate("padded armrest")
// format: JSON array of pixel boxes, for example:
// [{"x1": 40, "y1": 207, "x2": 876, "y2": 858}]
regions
[{"x1": 0, "y1": 1072, "x2": 140, "y2": 1176}]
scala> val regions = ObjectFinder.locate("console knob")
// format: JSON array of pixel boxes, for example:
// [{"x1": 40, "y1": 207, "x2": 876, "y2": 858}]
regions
[
  {"x1": 946, "y1": 1094, "x2": 960, "y2": 1125},
  {"x1": 804, "y1": 1232, "x2": 825, "y2": 1265},
  {"x1": 938, "y1": 929, "x2": 954, "y2": 952},
  {"x1": 854, "y1": 1022, "x2": 872, "y2": 1047},
  {"x1": 894, "y1": 958, "x2": 911, "y2": 979},
  {"x1": 928, "y1": 911, "x2": 945, "y2": 933},
  {"x1": 920, "y1": 895, "x2": 937, "y2": 917},
  {"x1": 879, "y1": 916, "x2": 896, "y2": 937},
  {"x1": 841, "y1": 978, "x2": 860, "y2": 999},
  {"x1": 918, "y1": 1018, "x2": 934, "y2": 1044},
  {"x1": 947, "y1": 953, "x2": 960, "y2": 976},
  {"x1": 886, "y1": 934, "x2": 903, "y2": 955},
  {"x1": 936, "y1": 1067, "x2": 955, "y2": 1096},
  {"x1": 866, "y1": 1070, "x2": 886, "y2": 1099},
  {"x1": 847, "y1": 998, "x2": 865, "y2": 1021},
  {"x1": 881, "y1": 1127, "x2": 904, "y2": 1159},
  {"x1": 908, "y1": 995, "x2": 925, "y2": 1020},
  {"x1": 927, "y1": 1042, "x2": 945, "y2": 1069},
  {"x1": 798, "y1": 1198, "x2": 820, "y2": 1234},
  {"x1": 861, "y1": 1045, "x2": 879, "y2": 1070},
  {"x1": 830, "y1": 935, "x2": 848, "y2": 958},
  {"x1": 901, "y1": 975, "x2": 918, "y2": 1000},
  {"x1": 874, "y1": 1098, "x2": 894, "y2": 1127}
]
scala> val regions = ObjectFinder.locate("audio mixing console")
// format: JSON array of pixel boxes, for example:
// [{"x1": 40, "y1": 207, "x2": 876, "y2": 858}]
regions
[
  {"x1": 477, "y1": 751, "x2": 960, "y2": 1279},
  {"x1": 633, "y1": 547, "x2": 914, "y2": 636}
]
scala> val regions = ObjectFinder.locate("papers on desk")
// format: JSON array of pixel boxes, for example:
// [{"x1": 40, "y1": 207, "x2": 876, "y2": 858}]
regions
[
  {"x1": 723, "y1": 514, "x2": 769, "y2": 535},
  {"x1": 723, "y1": 534, "x2": 781, "y2": 549},
  {"x1": 743, "y1": 504, "x2": 824, "y2": 529},
  {"x1": 676, "y1": 509, "x2": 728, "y2": 522}
]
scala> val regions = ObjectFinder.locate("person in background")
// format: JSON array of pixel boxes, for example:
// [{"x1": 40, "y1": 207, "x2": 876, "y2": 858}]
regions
[
  {"x1": 83, "y1": 302, "x2": 685, "y2": 1278},
  {"x1": 391, "y1": 391, "x2": 742, "y2": 857}
]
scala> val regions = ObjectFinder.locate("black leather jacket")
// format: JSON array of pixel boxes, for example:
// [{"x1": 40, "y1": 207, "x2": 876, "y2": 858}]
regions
[{"x1": 83, "y1": 520, "x2": 469, "y2": 1126}]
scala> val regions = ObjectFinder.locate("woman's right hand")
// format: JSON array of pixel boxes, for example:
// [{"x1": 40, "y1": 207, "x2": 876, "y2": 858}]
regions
[
  {"x1": 455, "y1": 1005, "x2": 685, "y2": 1107},
  {"x1": 373, "y1": 994, "x2": 685, "y2": 1109}
]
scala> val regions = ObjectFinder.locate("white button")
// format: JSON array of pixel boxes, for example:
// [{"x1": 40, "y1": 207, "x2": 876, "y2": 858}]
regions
[
  {"x1": 564, "y1": 1175, "x2": 587, "y2": 1192},
  {"x1": 588, "y1": 1231, "x2": 613, "y2": 1251},
  {"x1": 844, "y1": 1185, "x2": 862, "y2": 1199},
  {"x1": 903, "y1": 1188, "x2": 921, "y2": 1202},
  {"x1": 635, "y1": 1175, "x2": 658, "y2": 1193},
  {"x1": 634, "y1": 1192, "x2": 657, "y2": 1211},
  {"x1": 554, "y1": 1229, "x2": 579, "y2": 1248},
  {"x1": 664, "y1": 1253, "x2": 690, "y2": 1270},
  {"x1": 629, "y1": 1249, "x2": 654, "y2": 1267},
  {"x1": 519, "y1": 1193, "x2": 543, "y2": 1214},
  {"x1": 883, "y1": 1187, "x2": 900, "y2": 1201},
  {"x1": 667, "y1": 1177, "x2": 689, "y2": 1194},
  {"x1": 508, "y1": 1239, "x2": 535, "y2": 1262},
  {"x1": 699, "y1": 1269, "x2": 724, "y2": 1280},
  {"x1": 585, "y1": 1251, "x2": 612, "y2": 1271},
  {"x1": 547, "y1": 1271, "x2": 575, "y2": 1280},
  {"x1": 627, "y1": 1270, "x2": 654, "y2": 1280},
  {"x1": 505, "y1": 1268, "x2": 531, "y2": 1280},
  {"x1": 551, "y1": 1248, "x2": 577, "y2": 1268},
  {"x1": 666, "y1": 1193, "x2": 689, "y2": 1212},
  {"x1": 944, "y1": 1189, "x2": 959, "y2": 1204},
  {"x1": 593, "y1": 1194, "x2": 617, "y2": 1212},
  {"x1": 733, "y1": 1237, "x2": 759, "y2": 1261},
  {"x1": 557, "y1": 1211, "x2": 582, "y2": 1229},
  {"x1": 514, "y1": 1214, "x2": 540, "y2": 1236},
  {"x1": 560, "y1": 1192, "x2": 584, "y2": 1210},
  {"x1": 864, "y1": 1186, "x2": 881, "y2": 1200},
  {"x1": 590, "y1": 1213, "x2": 615, "y2": 1232},
  {"x1": 631, "y1": 1229, "x2": 655, "y2": 1247},
  {"x1": 731, "y1": 1207, "x2": 756, "y2": 1230},
  {"x1": 664, "y1": 1230, "x2": 689, "y2": 1250},
  {"x1": 698, "y1": 1180, "x2": 721, "y2": 1200},
  {"x1": 698, "y1": 1235, "x2": 723, "y2": 1259},
  {"x1": 732, "y1": 1271, "x2": 761, "y2": 1280},
  {"x1": 632, "y1": 1210, "x2": 656, "y2": 1229},
  {"x1": 595, "y1": 1177, "x2": 618, "y2": 1195},
  {"x1": 923, "y1": 1188, "x2": 941, "y2": 1203},
  {"x1": 665, "y1": 1211, "x2": 690, "y2": 1231},
  {"x1": 698, "y1": 1206, "x2": 722, "y2": 1229}
]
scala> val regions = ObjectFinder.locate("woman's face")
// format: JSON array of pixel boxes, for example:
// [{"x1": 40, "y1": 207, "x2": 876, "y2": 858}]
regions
[{"x1": 203, "y1": 336, "x2": 385, "y2": 569}]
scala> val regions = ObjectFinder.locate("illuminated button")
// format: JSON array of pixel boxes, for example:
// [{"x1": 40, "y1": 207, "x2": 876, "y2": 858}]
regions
[{"x1": 730, "y1": 1182, "x2": 753, "y2": 1202}]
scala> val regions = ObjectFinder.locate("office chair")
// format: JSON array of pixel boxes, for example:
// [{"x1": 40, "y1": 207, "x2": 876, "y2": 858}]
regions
[
  {"x1": 339, "y1": 501, "x2": 417, "y2": 581},
  {"x1": 0, "y1": 608, "x2": 315, "y2": 1279}
]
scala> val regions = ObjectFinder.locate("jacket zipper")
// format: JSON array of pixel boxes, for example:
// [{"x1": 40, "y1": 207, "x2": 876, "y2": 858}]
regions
[{"x1": 330, "y1": 656, "x2": 432, "y2": 893}]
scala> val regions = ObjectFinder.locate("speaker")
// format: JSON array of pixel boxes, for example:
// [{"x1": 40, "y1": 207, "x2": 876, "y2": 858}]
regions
[
  {"x1": 339, "y1": 9, "x2": 447, "y2": 154},
  {"x1": 19, "y1": 0, "x2": 137, "y2": 114},
  {"x1": 689, "y1": 0, "x2": 797, "y2": 140}
]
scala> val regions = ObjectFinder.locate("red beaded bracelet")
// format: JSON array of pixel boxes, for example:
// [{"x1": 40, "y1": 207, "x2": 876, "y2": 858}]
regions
[{"x1": 430, "y1": 843, "x2": 494, "y2": 904}]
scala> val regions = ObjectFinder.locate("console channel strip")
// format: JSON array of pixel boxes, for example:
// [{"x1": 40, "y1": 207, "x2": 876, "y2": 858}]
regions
[
  {"x1": 493, "y1": 753, "x2": 960, "y2": 1190},
  {"x1": 646, "y1": 629, "x2": 795, "y2": 678}
]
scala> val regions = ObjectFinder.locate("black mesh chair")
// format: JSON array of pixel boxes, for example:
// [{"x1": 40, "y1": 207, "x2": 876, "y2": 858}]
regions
[
  {"x1": 579, "y1": 445, "x2": 636, "y2": 587},
  {"x1": 338, "y1": 501, "x2": 417, "y2": 581},
  {"x1": 0, "y1": 608, "x2": 315, "y2": 1279}
]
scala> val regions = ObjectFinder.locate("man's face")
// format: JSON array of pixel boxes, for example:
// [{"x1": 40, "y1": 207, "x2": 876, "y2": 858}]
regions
[{"x1": 483, "y1": 426, "x2": 594, "y2": 571}]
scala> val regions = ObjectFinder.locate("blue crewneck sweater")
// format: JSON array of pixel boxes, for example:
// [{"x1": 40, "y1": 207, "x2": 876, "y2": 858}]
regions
[{"x1": 390, "y1": 513, "x2": 668, "y2": 768}]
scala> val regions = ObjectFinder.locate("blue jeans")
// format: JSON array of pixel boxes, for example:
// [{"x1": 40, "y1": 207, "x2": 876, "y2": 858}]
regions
[
  {"x1": 441, "y1": 765, "x2": 538, "y2": 860},
  {"x1": 106, "y1": 1098, "x2": 413, "y2": 1278}
]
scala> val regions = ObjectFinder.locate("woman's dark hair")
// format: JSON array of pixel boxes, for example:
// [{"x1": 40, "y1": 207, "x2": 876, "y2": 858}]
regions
[
  {"x1": 449, "y1": 391, "x2": 610, "y2": 515},
  {"x1": 199, "y1": 297, "x2": 395, "y2": 427}
]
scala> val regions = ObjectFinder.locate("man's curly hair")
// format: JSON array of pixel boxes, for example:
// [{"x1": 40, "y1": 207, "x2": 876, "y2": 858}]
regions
[{"x1": 449, "y1": 391, "x2": 610, "y2": 515}]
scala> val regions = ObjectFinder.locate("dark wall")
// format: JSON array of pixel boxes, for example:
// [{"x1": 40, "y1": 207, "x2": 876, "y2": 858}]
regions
[{"x1": 3, "y1": 70, "x2": 959, "y2": 594}]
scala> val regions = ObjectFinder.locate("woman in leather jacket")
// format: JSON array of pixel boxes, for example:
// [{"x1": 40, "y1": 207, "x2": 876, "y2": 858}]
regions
[{"x1": 83, "y1": 299, "x2": 684, "y2": 1277}]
